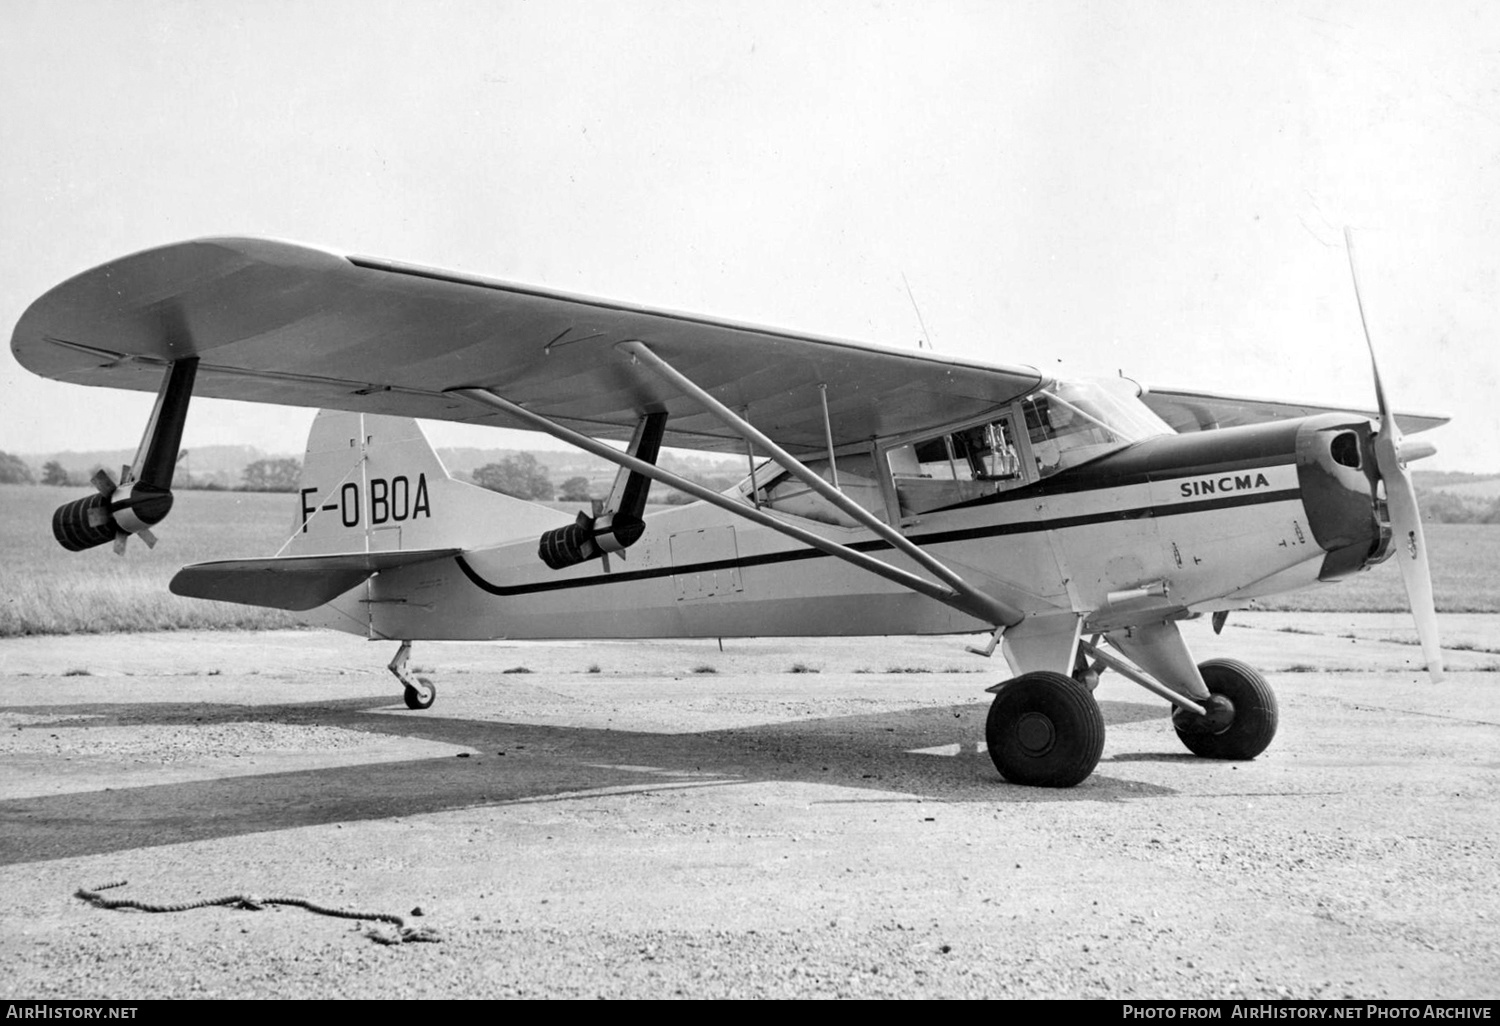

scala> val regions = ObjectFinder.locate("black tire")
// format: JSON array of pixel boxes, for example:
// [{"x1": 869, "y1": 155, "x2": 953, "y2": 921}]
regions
[
  {"x1": 985, "y1": 671, "x2": 1105, "y2": 787},
  {"x1": 1172, "y1": 659, "x2": 1277, "y2": 759},
  {"x1": 403, "y1": 677, "x2": 437, "y2": 710}
]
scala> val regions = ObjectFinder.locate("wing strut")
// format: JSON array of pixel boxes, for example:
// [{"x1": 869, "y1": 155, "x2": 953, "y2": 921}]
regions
[
  {"x1": 818, "y1": 383, "x2": 840, "y2": 490},
  {"x1": 614, "y1": 341, "x2": 1021, "y2": 626},
  {"x1": 448, "y1": 387, "x2": 1022, "y2": 628}
]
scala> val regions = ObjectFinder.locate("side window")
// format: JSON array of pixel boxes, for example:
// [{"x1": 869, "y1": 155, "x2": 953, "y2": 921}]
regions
[
  {"x1": 912, "y1": 436, "x2": 972, "y2": 481},
  {"x1": 753, "y1": 453, "x2": 888, "y2": 527},
  {"x1": 1023, "y1": 397, "x2": 1062, "y2": 473},
  {"x1": 887, "y1": 415, "x2": 1027, "y2": 516},
  {"x1": 954, "y1": 420, "x2": 1021, "y2": 481}
]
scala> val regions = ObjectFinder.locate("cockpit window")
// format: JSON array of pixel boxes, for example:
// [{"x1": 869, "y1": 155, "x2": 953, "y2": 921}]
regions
[
  {"x1": 1022, "y1": 380, "x2": 1172, "y2": 476},
  {"x1": 957, "y1": 421, "x2": 1023, "y2": 480},
  {"x1": 735, "y1": 380, "x2": 1172, "y2": 524},
  {"x1": 887, "y1": 415, "x2": 1026, "y2": 516}
]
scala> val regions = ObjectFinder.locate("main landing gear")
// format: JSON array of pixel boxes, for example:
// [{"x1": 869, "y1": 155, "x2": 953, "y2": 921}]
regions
[
  {"x1": 985, "y1": 671, "x2": 1105, "y2": 788},
  {"x1": 983, "y1": 654, "x2": 1279, "y2": 787},
  {"x1": 389, "y1": 640, "x2": 436, "y2": 710},
  {"x1": 1170, "y1": 659, "x2": 1278, "y2": 760}
]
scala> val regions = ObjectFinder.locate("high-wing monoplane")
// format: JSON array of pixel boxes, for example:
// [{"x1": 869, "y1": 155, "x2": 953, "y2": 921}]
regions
[{"x1": 11, "y1": 236, "x2": 1447, "y2": 786}]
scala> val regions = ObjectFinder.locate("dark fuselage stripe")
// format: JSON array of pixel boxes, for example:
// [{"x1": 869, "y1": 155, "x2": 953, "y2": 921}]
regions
[
  {"x1": 452, "y1": 486, "x2": 1303, "y2": 598},
  {"x1": 944, "y1": 451, "x2": 1295, "y2": 508}
]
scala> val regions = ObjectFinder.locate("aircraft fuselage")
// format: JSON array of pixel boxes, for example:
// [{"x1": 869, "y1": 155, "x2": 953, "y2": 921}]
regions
[{"x1": 321, "y1": 413, "x2": 1388, "y2": 645}]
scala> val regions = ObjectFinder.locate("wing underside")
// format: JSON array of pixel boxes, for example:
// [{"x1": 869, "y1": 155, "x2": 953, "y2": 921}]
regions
[{"x1": 13, "y1": 238, "x2": 1046, "y2": 455}]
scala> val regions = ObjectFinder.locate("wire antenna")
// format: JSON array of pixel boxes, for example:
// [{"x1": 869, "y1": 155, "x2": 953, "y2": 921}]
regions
[{"x1": 901, "y1": 271, "x2": 935, "y2": 351}]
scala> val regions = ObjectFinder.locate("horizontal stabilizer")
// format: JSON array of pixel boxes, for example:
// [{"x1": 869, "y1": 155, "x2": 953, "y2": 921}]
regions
[{"x1": 170, "y1": 548, "x2": 459, "y2": 611}]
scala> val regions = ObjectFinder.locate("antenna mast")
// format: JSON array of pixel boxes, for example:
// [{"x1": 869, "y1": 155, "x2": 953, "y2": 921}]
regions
[{"x1": 900, "y1": 271, "x2": 934, "y2": 351}]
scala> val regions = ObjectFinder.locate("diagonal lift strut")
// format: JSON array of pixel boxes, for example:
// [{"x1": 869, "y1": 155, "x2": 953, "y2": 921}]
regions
[
  {"x1": 449, "y1": 378, "x2": 1023, "y2": 628},
  {"x1": 615, "y1": 340, "x2": 1022, "y2": 626}
]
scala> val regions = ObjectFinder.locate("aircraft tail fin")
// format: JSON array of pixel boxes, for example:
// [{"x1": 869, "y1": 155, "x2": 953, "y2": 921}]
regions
[
  {"x1": 287, "y1": 409, "x2": 572, "y2": 557},
  {"x1": 170, "y1": 411, "x2": 572, "y2": 611}
]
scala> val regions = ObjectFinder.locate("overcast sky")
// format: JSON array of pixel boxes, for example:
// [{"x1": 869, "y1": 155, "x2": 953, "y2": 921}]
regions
[{"x1": 2, "y1": 0, "x2": 1496, "y2": 470}]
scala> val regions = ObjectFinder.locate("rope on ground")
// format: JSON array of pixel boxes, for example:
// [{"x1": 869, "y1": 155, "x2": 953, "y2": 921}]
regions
[{"x1": 74, "y1": 880, "x2": 441, "y2": 945}]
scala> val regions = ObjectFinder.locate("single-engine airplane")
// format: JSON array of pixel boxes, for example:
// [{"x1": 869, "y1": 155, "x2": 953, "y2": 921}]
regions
[{"x1": 11, "y1": 234, "x2": 1447, "y2": 787}]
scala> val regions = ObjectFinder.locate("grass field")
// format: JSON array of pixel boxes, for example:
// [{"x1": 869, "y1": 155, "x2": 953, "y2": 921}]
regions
[
  {"x1": 0, "y1": 485, "x2": 305, "y2": 636},
  {"x1": 2, "y1": 483, "x2": 1497, "y2": 636},
  {"x1": 1250, "y1": 523, "x2": 1500, "y2": 614}
]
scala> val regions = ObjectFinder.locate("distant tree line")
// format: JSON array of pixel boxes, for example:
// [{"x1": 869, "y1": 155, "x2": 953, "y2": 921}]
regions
[
  {"x1": 655, "y1": 472, "x2": 740, "y2": 505},
  {"x1": 0, "y1": 452, "x2": 34, "y2": 484},
  {"x1": 0, "y1": 452, "x2": 305, "y2": 493},
  {"x1": 462, "y1": 453, "x2": 743, "y2": 506},
  {"x1": 10, "y1": 447, "x2": 1496, "y2": 521},
  {"x1": 1414, "y1": 488, "x2": 1500, "y2": 525},
  {"x1": 471, "y1": 454, "x2": 555, "y2": 500},
  {"x1": 239, "y1": 458, "x2": 301, "y2": 492}
]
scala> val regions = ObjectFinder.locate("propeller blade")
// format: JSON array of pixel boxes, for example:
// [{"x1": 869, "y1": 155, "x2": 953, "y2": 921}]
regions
[
  {"x1": 1344, "y1": 228, "x2": 1444, "y2": 682},
  {"x1": 90, "y1": 468, "x2": 117, "y2": 496},
  {"x1": 1380, "y1": 456, "x2": 1444, "y2": 682}
]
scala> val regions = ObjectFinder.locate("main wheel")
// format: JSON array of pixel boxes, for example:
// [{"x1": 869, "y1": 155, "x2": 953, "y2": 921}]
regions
[
  {"x1": 985, "y1": 671, "x2": 1105, "y2": 787},
  {"x1": 403, "y1": 677, "x2": 437, "y2": 710},
  {"x1": 1172, "y1": 658, "x2": 1277, "y2": 759}
]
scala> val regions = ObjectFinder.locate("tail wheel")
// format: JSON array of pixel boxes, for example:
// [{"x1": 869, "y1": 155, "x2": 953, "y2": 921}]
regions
[
  {"x1": 403, "y1": 677, "x2": 437, "y2": 710},
  {"x1": 1172, "y1": 658, "x2": 1277, "y2": 759},
  {"x1": 985, "y1": 671, "x2": 1105, "y2": 788}
]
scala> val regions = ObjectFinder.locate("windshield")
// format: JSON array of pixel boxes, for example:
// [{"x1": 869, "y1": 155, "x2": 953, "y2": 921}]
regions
[{"x1": 1022, "y1": 380, "x2": 1172, "y2": 475}]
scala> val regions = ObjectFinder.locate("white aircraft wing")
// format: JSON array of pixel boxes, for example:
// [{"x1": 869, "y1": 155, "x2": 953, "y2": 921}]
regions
[
  {"x1": 1139, "y1": 385, "x2": 1448, "y2": 436},
  {"x1": 12, "y1": 237, "x2": 1046, "y2": 455}
]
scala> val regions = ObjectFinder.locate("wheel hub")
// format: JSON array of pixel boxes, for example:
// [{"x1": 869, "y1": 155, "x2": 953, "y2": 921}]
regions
[
  {"x1": 1015, "y1": 711, "x2": 1056, "y2": 756},
  {"x1": 1172, "y1": 694, "x2": 1235, "y2": 735}
]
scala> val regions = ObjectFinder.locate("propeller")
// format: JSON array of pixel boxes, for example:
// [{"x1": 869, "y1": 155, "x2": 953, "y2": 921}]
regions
[
  {"x1": 52, "y1": 334, "x2": 197, "y2": 555},
  {"x1": 89, "y1": 465, "x2": 159, "y2": 554},
  {"x1": 1344, "y1": 228, "x2": 1444, "y2": 683}
]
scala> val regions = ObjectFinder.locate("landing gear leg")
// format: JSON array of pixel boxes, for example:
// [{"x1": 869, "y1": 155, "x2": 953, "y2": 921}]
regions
[
  {"x1": 389, "y1": 640, "x2": 436, "y2": 710},
  {"x1": 1072, "y1": 635, "x2": 1102, "y2": 692}
]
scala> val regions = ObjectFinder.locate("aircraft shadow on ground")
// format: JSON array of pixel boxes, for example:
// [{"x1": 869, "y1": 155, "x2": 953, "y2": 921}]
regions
[{"x1": 0, "y1": 694, "x2": 1178, "y2": 865}]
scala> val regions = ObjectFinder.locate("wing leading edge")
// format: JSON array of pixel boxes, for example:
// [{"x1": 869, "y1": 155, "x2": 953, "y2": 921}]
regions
[{"x1": 12, "y1": 237, "x2": 1046, "y2": 455}]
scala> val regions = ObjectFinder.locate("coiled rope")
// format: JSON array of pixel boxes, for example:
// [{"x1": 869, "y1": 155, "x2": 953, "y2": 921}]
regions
[{"x1": 75, "y1": 880, "x2": 441, "y2": 945}]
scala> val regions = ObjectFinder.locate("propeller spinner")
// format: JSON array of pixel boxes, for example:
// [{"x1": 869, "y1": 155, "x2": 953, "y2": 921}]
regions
[{"x1": 1344, "y1": 228, "x2": 1444, "y2": 683}]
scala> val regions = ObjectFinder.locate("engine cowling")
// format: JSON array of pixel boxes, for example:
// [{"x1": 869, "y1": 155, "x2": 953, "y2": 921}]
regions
[
  {"x1": 52, "y1": 478, "x2": 175, "y2": 552},
  {"x1": 538, "y1": 511, "x2": 645, "y2": 570},
  {"x1": 52, "y1": 491, "x2": 116, "y2": 552}
]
